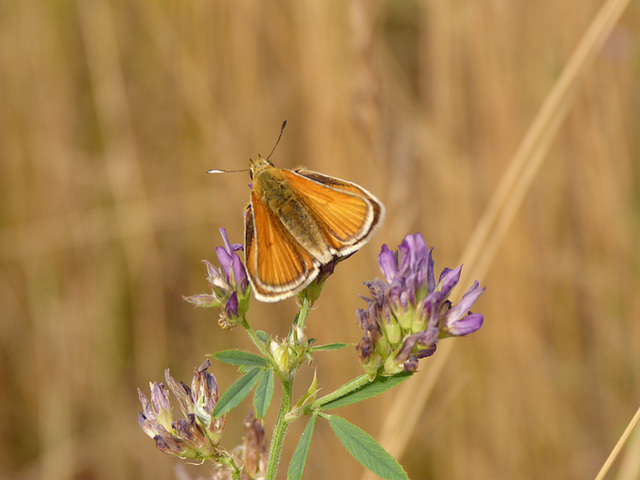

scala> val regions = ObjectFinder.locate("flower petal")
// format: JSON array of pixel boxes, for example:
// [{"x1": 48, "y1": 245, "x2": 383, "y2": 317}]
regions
[
  {"x1": 426, "y1": 247, "x2": 435, "y2": 292},
  {"x1": 445, "y1": 281, "x2": 485, "y2": 324},
  {"x1": 138, "y1": 412, "x2": 158, "y2": 438},
  {"x1": 183, "y1": 293, "x2": 219, "y2": 308},
  {"x1": 138, "y1": 389, "x2": 156, "y2": 420},
  {"x1": 438, "y1": 265, "x2": 462, "y2": 297},
  {"x1": 219, "y1": 227, "x2": 243, "y2": 253},
  {"x1": 219, "y1": 227, "x2": 233, "y2": 254},
  {"x1": 447, "y1": 312, "x2": 484, "y2": 336},
  {"x1": 378, "y1": 244, "x2": 397, "y2": 283},
  {"x1": 231, "y1": 252, "x2": 247, "y2": 289},
  {"x1": 225, "y1": 291, "x2": 239, "y2": 318},
  {"x1": 165, "y1": 369, "x2": 194, "y2": 417},
  {"x1": 216, "y1": 246, "x2": 233, "y2": 278},
  {"x1": 150, "y1": 381, "x2": 170, "y2": 414}
]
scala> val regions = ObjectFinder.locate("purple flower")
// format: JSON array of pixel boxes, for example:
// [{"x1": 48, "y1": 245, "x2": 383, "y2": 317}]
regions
[
  {"x1": 137, "y1": 363, "x2": 270, "y2": 477},
  {"x1": 184, "y1": 228, "x2": 250, "y2": 328},
  {"x1": 137, "y1": 360, "x2": 226, "y2": 460},
  {"x1": 357, "y1": 233, "x2": 485, "y2": 376}
]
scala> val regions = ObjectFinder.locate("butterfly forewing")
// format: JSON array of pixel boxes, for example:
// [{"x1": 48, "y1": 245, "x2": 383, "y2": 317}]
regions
[{"x1": 246, "y1": 191, "x2": 319, "y2": 301}]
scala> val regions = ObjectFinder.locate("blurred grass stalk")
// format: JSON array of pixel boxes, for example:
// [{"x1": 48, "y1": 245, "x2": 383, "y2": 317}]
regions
[{"x1": 369, "y1": 0, "x2": 633, "y2": 477}]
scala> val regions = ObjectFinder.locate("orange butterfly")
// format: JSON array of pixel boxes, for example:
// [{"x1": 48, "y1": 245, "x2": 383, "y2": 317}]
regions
[{"x1": 212, "y1": 123, "x2": 385, "y2": 302}]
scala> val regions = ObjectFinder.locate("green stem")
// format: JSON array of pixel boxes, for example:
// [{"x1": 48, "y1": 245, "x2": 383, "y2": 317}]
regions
[
  {"x1": 306, "y1": 373, "x2": 371, "y2": 411},
  {"x1": 265, "y1": 373, "x2": 293, "y2": 479},
  {"x1": 256, "y1": 296, "x2": 316, "y2": 478},
  {"x1": 295, "y1": 296, "x2": 312, "y2": 330},
  {"x1": 241, "y1": 316, "x2": 272, "y2": 359}
]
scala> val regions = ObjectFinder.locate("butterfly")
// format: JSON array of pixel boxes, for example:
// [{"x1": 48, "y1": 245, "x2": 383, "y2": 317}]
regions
[{"x1": 211, "y1": 122, "x2": 385, "y2": 302}]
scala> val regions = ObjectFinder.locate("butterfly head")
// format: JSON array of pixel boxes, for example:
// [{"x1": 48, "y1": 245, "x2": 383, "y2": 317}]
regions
[{"x1": 249, "y1": 154, "x2": 275, "y2": 181}]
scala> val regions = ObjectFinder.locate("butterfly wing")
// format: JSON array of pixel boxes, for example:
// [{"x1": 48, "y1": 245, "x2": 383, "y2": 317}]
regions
[
  {"x1": 284, "y1": 169, "x2": 385, "y2": 256},
  {"x1": 245, "y1": 191, "x2": 320, "y2": 302}
]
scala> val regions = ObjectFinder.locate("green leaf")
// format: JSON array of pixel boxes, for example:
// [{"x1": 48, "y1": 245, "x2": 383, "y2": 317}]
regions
[
  {"x1": 328, "y1": 416, "x2": 408, "y2": 480},
  {"x1": 212, "y1": 367, "x2": 262, "y2": 418},
  {"x1": 288, "y1": 416, "x2": 317, "y2": 480},
  {"x1": 255, "y1": 330, "x2": 271, "y2": 346},
  {"x1": 310, "y1": 342, "x2": 349, "y2": 352},
  {"x1": 321, "y1": 372, "x2": 413, "y2": 410},
  {"x1": 253, "y1": 369, "x2": 274, "y2": 418},
  {"x1": 212, "y1": 350, "x2": 268, "y2": 368}
]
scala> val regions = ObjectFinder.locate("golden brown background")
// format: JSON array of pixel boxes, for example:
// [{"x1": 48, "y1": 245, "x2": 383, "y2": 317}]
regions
[{"x1": 1, "y1": 1, "x2": 639, "y2": 479}]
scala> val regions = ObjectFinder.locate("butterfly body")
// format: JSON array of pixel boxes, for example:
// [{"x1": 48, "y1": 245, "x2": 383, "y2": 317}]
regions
[{"x1": 244, "y1": 154, "x2": 384, "y2": 302}]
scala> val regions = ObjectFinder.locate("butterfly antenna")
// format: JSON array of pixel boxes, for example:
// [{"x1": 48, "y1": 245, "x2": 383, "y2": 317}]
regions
[
  {"x1": 207, "y1": 167, "x2": 250, "y2": 174},
  {"x1": 266, "y1": 120, "x2": 287, "y2": 160}
]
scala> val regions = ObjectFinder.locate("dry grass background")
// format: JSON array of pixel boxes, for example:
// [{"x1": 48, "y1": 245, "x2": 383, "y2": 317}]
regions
[{"x1": 1, "y1": 1, "x2": 639, "y2": 479}]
